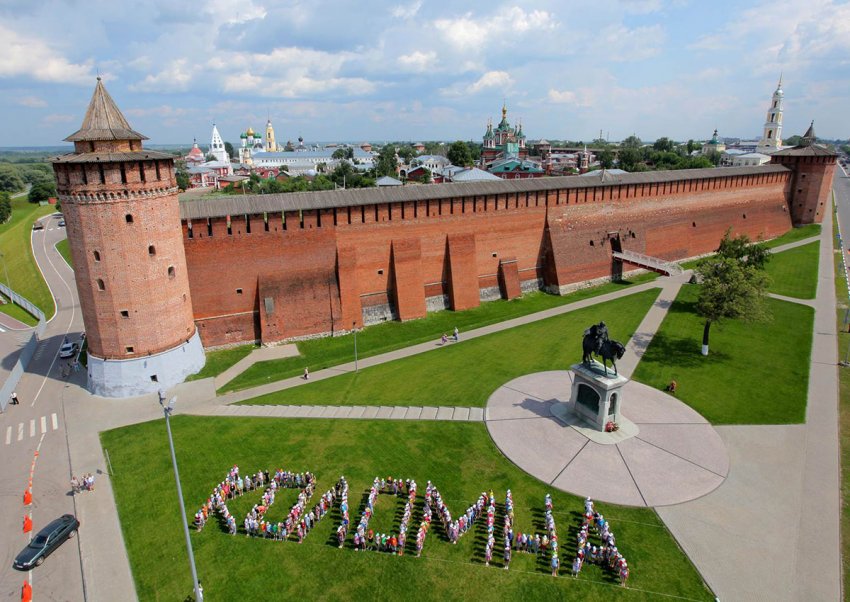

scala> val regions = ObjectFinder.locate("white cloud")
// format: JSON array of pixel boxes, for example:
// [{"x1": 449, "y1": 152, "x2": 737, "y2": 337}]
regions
[
  {"x1": 17, "y1": 96, "x2": 47, "y2": 108},
  {"x1": 130, "y1": 59, "x2": 193, "y2": 92},
  {"x1": 41, "y1": 113, "x2": 75, "y2": 125},
  {"x1": 599, "y1": 24, "x2": 665, "y2": 61},
  {"x1": 0, "y1": 24, "x2": 93, "y2": 85},
  {"x1": 397, "y1": 51, "x2": 437, "y2": 72},
  {"x1": 125, "y1": 105, "x2": 191, "y2": 118},
  {"x1": 547, "y1": 89, "x2": 576, "y2": 104},
  {"x1": 392, "y1": 0, "x2": 422, "y2": 19},
  {"x1": 440, "y1": 70, "x2": 513, "y2": 97},
  {"x1": 434, "y1": 7, "x2": 556, "y2": 50}
]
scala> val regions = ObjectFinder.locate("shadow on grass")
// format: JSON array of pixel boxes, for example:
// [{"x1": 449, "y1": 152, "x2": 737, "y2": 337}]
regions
[{"x1": 639, "y1": 331, "x2": 731, "y2": 371}]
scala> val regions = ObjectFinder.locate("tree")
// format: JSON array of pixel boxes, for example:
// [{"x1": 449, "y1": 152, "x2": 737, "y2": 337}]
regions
[
  {"x1": 621, "y1": 135, "x2": 642, "y2": 149},
  {"x1": 447, "y1": 141, "x2": 473, "y2": 167},
  {"x1": 374, "y1": 145, "x2": 398, "y2": 177},
  {"x1": 175, "y1": 168, "x2": 190, "y2": 191},
  {"x1": 397, "y1": 146, "x2": 416, "y2": 164},
  {"x1": 653, "y1": 137, "x2": 675, "y2": 152},
  {"x1": 466, "y1": 141, "x2": 482, "y2": 162},
  {"x1": 205, "y1": 153, "x2": 217, "y2": 162},
  {"x1": 695, "y1": 230, "x2": 771, "y2": 355},
  {"x1": 597, "y1": 147, "x2": 615, "y2": 169},
  {"x1": 784, "y1": 135, "x2": 803, "y2": 147},
  {"x1": 617, "y1": 147, "x2": 643, "y2": 172},
  {"x1": 686, "y1": 139, "x2": 696, "y2": 154},
  {"x1": 0, "y1": 191, "x2": 11, "y2": 224},
  {"x1": 0, "y1": 164, "x2": 25, "y2": 193},
  {"x1": 332, "y1": 148, "x2": 348, "y2": 160},
  {"x1": 29, "y1": 180, "x2": 56, "y2": 203},
  {"x1": 224, "y1": 141, "x2": 235, "y2": 158}
]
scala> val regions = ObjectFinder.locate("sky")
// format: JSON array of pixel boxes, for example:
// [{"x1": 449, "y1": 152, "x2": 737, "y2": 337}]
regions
[{"x1": 0, "y1": 0, "x2": 848, "y2": 148}]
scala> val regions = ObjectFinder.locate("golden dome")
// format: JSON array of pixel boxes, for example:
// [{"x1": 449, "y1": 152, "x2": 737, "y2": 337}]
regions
[{"x1": 246, "y1": 127, "x2": 255, "y2": 136}]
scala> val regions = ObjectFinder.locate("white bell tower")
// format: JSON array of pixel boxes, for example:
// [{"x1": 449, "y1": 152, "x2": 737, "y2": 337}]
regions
[{"x1": 757, "y1": 76, "x2": 783, "y2": 153}]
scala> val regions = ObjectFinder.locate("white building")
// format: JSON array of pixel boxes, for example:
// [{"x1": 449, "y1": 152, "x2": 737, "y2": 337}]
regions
[{"x1": 756, "y1": 76, "x2": 784, "y2": 154}]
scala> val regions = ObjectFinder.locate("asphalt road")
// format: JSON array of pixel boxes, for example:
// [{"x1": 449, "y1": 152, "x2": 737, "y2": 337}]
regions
[
  {"x1": 0, "y1": 213, "x2": 86, "y2": 602},
  {"x1": 833, "y1": 159, "x2": 850, "y2": 264}
]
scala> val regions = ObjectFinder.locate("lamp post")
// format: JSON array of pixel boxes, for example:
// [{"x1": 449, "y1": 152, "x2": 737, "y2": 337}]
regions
[
  {"x1": 158, "y1": 391, "x2": 203, "y2": 602},
  {"x1": 353, "y1": 321, "x2": 358, "y2": 373}
]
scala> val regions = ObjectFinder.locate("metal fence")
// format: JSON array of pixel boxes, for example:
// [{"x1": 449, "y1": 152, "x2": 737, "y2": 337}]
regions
[{"x1": 0, "y1": 283, "x2": 46, "y2": 412}]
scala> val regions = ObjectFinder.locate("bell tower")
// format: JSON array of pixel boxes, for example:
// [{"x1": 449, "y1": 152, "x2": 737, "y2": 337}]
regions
[
  {"x1": 51, "y1": 78, "x2": 205, "y2": 397},
  {"x1": 757, "y1": 75, "x2": 784, "y2": 153}
]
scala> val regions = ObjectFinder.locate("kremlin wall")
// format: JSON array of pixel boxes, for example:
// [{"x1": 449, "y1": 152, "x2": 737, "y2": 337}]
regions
[{"x1": 53, "y1": 80, "x2": 837, "y2": 397}]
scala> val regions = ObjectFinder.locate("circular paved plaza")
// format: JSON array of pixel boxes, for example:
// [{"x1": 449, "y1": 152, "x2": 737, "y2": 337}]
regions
[{"x1": 485, "y1": 370, "x2": 729, "y2": 507}]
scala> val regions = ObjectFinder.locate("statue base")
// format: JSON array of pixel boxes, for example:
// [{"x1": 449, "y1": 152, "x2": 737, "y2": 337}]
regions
[
  {"x1": 567, "y1": 361, "x2": 628, "y2": 432},
  {"x1": 551, "y1": 403, "x2": 639, "y2": 444}
]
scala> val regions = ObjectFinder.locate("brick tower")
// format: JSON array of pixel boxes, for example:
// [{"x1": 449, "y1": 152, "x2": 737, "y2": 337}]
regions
[
  {"x1": 771, "y1": 121, "x2": 837, "y2": 225},
  {"x1": 52, "y1": 78, "x2": 205, "y2": 397}
]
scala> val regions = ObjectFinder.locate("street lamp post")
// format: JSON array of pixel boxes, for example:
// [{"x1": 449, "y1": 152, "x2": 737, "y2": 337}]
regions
[
  {"x1": 353, "y1": 321, "x2": 358, "y2": 373},
  {"x1": 158, "y1": 391, "x2": 203, "y2": 602},
  {"x1": 0, "y1": 251, "x2": 10, "y2": 292}
]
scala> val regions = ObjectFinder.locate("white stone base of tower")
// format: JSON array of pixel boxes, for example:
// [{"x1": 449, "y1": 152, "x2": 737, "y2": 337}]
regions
[{"x1": 86, "y1": 331, "x2": 206, "y2": 398}]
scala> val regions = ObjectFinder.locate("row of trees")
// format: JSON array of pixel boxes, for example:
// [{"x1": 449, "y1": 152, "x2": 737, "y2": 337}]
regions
[
  {"x1": 0, "y1": 191, "x2": 12, "y2": 224},
  {"x1": 594, "y1": 136, "x2": 717, "y2": 173}
]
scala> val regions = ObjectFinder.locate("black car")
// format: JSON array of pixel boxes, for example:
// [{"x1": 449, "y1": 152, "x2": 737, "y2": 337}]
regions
[{"x1": 13, "y1": 514, "x2": 79, "y2": 570}]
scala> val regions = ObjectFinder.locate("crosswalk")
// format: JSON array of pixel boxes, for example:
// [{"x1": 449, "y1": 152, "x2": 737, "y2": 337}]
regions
[{"x1": 4, "y1": 413, "x2": 59, "y2": 445}]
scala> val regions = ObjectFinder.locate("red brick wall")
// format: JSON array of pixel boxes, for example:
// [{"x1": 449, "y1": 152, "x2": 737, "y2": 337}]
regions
[
  {"x1": 498, "y1": 258, "x2": 522, "y2": 299},
  {"x1": 773, "y1": 155, "x2": 836, "y2": 225},
  {"x1": 181, "y1": 168, "x2": 796, "y2": 346}
]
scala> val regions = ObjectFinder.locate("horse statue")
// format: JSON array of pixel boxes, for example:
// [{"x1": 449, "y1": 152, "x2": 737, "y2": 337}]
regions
[{"x1": 582, "y1": 322, "x2": 626, "y2": 376}]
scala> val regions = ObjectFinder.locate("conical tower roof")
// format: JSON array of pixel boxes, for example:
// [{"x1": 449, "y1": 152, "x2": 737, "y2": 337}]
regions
[
  {"x1": 64, "y1": 78, "x2": 147, "y2": 142},
  {"x1": 801, "y1": 120, "x2": 816, "y2": 146}
]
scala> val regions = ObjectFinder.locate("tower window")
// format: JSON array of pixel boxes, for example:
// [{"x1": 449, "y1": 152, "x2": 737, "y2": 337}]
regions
[
  {"x1": 93, "y1": 250, "x2": 101, "y2": 262},
  {"x1": 120, "y1": 310, "x2": 129, "y2": 318},
  {"x1": 138, "y1": 162, "x2": 146, "y2": 182},
  {"x1": 96, "y1": 278, "x2": 105, "y2": 291},
  {"x1": 126, "y1": 214, "x2": 134, "y2": 223},
  {"x1": 125, "y1": 346, "x2": 134, "y2": 354},
  {"x1": 168, "y1": 266, "x2": 175, "y2": 279},
  {"x1": 148, "y1": 245, "x2": 156, "y2": 256},
  {"x1": 767, "y1": 130, "x2": 773, "y2": 139},
  {"x1": 154, "y1": 161, "x2": 161, "y2": 181},
  {"x1": 150, "y1": 375, "x2": 158, "y2": 382},
  {"x1": 236, "y1": 288, "x2": 243, "y2": 295}
]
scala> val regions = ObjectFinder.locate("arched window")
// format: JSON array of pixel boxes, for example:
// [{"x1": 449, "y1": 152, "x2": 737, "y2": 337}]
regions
[
  {"x1": 126, "y1": 214, "x2": 134, "y2": 223},
  {"x1": 148, "y1": 245, "x2": 156, "y2": 256},
  {"x1": 167, "y1": 266, "x2": 175, "y2": 279},
  {"x1": 93, "y1": 250, "x2": 101, "y2": 262},
  {"x1": 96, "y1": 278, "x2": 105, "y2": 291}
]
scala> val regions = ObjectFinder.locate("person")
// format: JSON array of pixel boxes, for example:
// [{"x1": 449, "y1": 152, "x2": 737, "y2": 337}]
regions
[
  {"x1": 70, "y1": 476, "x2": 79, "y2": 494},
  {"x1": 10, "y1": 391, "x2": 19, "y2": 405},
  {"x1": 303, "y1": 367, "x2": 309, "y2": 380},
  {"x1": 666, "y1": 380, "x2": 678, "y2": 393},
  {"x1": 551, "y1": 553, "x2": 560, "y2": 576},
  {"x1": 453, "y1": 326, "x2": 459, "y2": 342},
  {"x1": 440, "y1": 334, "x2": 448, "y2": 345}
]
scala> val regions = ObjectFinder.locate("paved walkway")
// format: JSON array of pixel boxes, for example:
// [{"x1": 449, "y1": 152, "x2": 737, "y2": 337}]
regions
[
  {"x1": 193, "y1": 402, "x2": 484, "y2": 421},
  {"x1": 212, "y1": 344, "x2": 299, "y2": 389},
  {"x1": 656, "y1": 215, "x2": 841, "y2": 601},
  {"x1": 485, "y1": 371, "x2": 728, "y2": 507}
]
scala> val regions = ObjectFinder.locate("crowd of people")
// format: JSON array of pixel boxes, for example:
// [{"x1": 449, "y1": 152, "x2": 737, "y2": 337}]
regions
[
  {"x1": 194, "y1": 466, "x2": 349, "y2": 544},
  {"x1": 573, "y1": 497, "x2": 629, "y2": 586},
  {"x1": 351, "y1": 477, "x2": 419, "y2": 555},
  {"x1": 70, "y1": 474, "x2": 95, "y2": 494},
  {"x1": 426, "y1": 481, "x2": 489, "y2": 545}
]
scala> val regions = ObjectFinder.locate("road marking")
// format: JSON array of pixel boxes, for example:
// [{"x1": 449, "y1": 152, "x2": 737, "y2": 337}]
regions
[
  {"x1": 0, "y1": 325, "x2": 5, "y2": 332},
  {"x1": 17, "y1": 422, "x2": 23, "y2": 441},
  {"x1": 51, "y1": 413, "x2": 58, "y2": 430},
  {"x1": 29, "y1": 419, "x2": 35, "y2": 437},
  {"x1": 40, "y1": 415, "x2": 46, "y2": 434},
  {"x1": 4, "y1": 426, "x2": 10, "y2": 445}
]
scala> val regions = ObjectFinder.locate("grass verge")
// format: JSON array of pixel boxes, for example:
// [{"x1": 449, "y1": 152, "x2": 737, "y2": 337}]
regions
[
  {"x1": 102, "y1": 416, "x2": 713, "y2": 601},
  {"x1": 220, "y1": 274, "x2": 659, "y2": 393},
  {"x1": 187, "y1": 343, "x2": 257, "y2": 381},
  {"x1": 0, "y1": 194, "x2": 55, "y2": 319},
  {"x1": 55, "y1": 238, "x2": 73, "y2": 268},
  {"x1": 631, "y1": 284, "x2": 813, "y2": 424},
  {"x1": 765, "y1": 241, "x2": 819, "y2": 299},
  {"x1": 0, "y1": 292, "x2": 39, "y2": 326},
  {"x1": 239, "y1": 289, "x2": 658, "y2": 407},
  {"x1": 763, "y1": 223, "x2": 821, "y2": 249}
]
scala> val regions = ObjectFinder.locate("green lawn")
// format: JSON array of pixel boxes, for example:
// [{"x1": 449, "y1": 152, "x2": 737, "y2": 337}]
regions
[
  {"x1": 101, "y1": 417, "x2": 713, "y2": 601},
  {"x1": 0, "y1": 193, "x2": 56, "y2": 320},
  {"x1": 187, "y1": 343, "x2": 257, "y2": 381},
  {"x1": 763, "y1": 223, "x2": 821, "y2": 249},
  {"x1": 0, "y1": 293, "x2": 39, "y2": 326},
  {"x1": 240, "y1": 290, "x2": 659, "y2": 407},
  {"x1": 765, "y1": 241, "x2": 819, "y2": 299},
  {"x1": 220, "y1": 275, "x2": 659, "y2": 393},
  {"x1": 55, "y1": 237, "x2": 73, "y2": 268},
  {"x1": 632, "y1": 285, "x2": 813, "y2": 424}
]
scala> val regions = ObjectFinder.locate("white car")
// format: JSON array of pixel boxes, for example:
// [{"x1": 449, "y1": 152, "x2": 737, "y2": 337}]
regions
[{"x1": 59, "y1": 342, "x2": 79, "y2": 358}]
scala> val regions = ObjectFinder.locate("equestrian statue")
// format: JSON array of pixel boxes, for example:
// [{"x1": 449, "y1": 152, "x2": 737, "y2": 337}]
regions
[{"x1": 582, "y1": 321, "x2": 626, "y2": 377}]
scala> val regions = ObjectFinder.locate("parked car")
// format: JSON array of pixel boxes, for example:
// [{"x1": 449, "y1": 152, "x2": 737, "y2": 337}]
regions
[
  {"x1": 13, "y1": 514, "x2": 79, "y2": 570},
  {"x1": 59, "y1": 342, "x2": 79, "y2": 358},
  {"x1": 58, "y1": 220, "x2": 66, "y2": 227},
  {"x1": 32, "y1": 222, "x2": 44, "y2": 231}
]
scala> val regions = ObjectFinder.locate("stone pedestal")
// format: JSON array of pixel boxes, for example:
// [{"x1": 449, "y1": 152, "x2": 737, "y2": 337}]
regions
[{"x1": 569, "y1": 361, "x2": 628, "y2": 431}]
